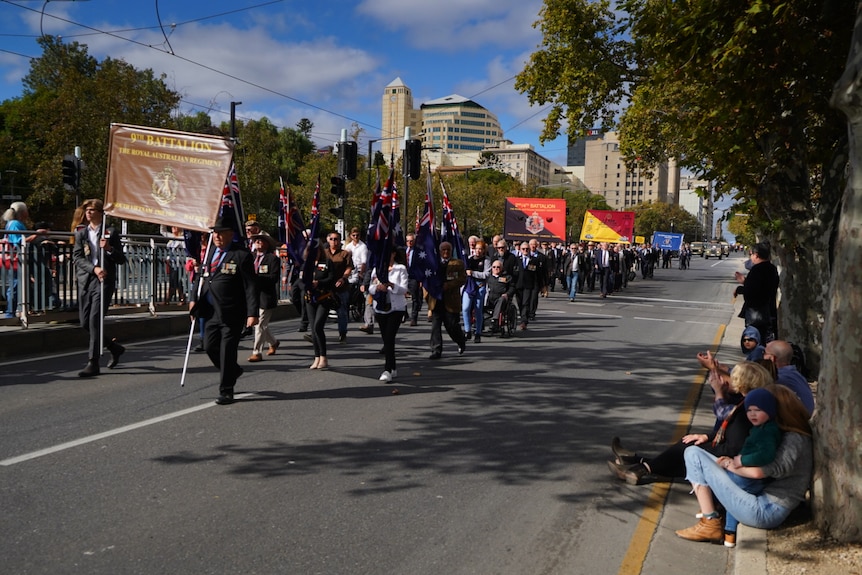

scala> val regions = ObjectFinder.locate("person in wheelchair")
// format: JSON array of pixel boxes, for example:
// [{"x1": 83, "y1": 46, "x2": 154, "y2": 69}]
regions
[{"x1": 485, "y1": 260, "x2": 515, "y2": 335}]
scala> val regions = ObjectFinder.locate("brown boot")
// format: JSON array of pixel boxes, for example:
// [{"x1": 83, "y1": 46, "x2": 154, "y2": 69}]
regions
[{"x1": 675, "y1": 517, "x2": 723, "y2": 543}]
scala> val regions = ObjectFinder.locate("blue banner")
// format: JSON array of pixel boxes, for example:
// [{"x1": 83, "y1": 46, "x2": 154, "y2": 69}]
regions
[{"x1": 652, "y1": 232, "x2": 684, "y2": 250}]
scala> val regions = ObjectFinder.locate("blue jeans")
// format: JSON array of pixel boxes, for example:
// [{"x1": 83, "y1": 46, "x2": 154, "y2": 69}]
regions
[
  {"x1": 567, "y1": 271, "x2": 579, "y2": 300},
  {"x1": 336, "y1": 290, "x2": 349, "y2": 335},
  {"x1": 684, "y1": 446, "x2": 791, "y2": 529},
  {"x1": 5, "y1": 271, "x2": 18, "y2": 316},
  {"x1": 461, "y1": 285, "x2": 486, "y2": 336},
  {"x1": 724, "y1": 473, "x2": 767, "y2": 532}
]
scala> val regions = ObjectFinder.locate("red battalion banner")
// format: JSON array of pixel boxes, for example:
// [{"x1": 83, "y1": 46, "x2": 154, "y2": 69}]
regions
[
  {"x1": 503, "y1": 197, "x2": 566, "y2": 243},
  {"x1": 580, "y1": 209, "x2": 635, "y2": 244},
  {"x1": 104, "y1": 124, "x2": 235, "y2": 231}
]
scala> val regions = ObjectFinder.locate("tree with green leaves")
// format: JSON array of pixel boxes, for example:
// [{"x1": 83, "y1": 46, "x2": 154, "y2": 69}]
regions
[
  {"x1": 516, "y1": 0, "x2": 858, "y2": 541},
  {"x1": 631, "y1": 202, "x2": 701, "y2": 244},
  {"x1": 0, "y1": 36, "x2": 180, "y2": 228}
]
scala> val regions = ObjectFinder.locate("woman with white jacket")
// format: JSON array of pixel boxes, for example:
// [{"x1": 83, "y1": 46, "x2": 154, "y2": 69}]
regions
[{"x1": 369, "y1": 247, "x2": 409, "y2": 382}]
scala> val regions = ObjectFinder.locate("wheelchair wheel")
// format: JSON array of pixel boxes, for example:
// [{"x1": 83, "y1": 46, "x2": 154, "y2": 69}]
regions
[{"x1": 504, "y1": 303, "x2": 518, "y2": 338}]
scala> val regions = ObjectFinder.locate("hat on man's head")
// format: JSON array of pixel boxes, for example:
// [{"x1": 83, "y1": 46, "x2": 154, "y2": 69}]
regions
[
  {"x1": 744, "y1": 388, "x2": 777, "y2": 421},
  {"x1": 211, "y1": 217, "x2": 235, "y2": 233},
  {"x1": 250, "y1": 232, "x2": 277, "y2": 251},
  {"x1": 245, "y1": 219, "x2": 260, "y2": 228},
  {"x1": 34, "y1": 221, "x2": 52, "y2": 231}
]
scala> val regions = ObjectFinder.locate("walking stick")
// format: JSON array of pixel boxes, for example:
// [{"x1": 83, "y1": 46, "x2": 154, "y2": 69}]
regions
[{"x1": 180, "y1": 233, "x2": 214, "y2": 387}]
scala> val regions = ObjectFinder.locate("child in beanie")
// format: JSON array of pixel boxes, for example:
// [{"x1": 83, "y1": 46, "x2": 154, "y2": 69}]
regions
[{"x1": 722, "y1": 387, "x2": 783, "y2": 547}]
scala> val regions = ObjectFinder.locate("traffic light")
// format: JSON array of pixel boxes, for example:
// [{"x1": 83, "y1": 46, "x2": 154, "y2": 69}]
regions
[
  {"x1": 329, "y1": 203, "x2": 345, "y2": 219},
  {"x1": 330, "y1": 176, "x2": 346, "y2": 198},
  {"x1": 62, "y1": 155, "x2": 78, "y2": 190},
  {"x1": 330, "y1": 176, "x2": 346, "y2": 219},
  {"x1": 405, "y1": 139, "x2": 422, "y2": 180},
  {"x1": 338, "y1": 141, "x2": 358, "y2": 180}
]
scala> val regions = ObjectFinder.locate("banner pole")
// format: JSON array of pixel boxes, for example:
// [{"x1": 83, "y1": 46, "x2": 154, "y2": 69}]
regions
[{"x1": 181, "y1": 232, "x2": 214, "y2": 387}]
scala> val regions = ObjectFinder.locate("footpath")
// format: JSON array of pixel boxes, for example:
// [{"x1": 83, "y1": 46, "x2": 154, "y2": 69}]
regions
[
  {"x1": 637, "y1": 294, "x2": 768, "y2": 575},
  {"x1": 0, "y1": 297, "x2": 767, "y2": 575}
]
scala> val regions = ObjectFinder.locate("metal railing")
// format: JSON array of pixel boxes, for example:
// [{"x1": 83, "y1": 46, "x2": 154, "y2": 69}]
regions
[{"x1": 1, "y1": 230, "x2": 295, "y2": 328}]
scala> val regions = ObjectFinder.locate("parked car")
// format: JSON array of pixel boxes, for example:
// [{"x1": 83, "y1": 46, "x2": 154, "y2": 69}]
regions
[
  {"x1": 704, "y1": 242, "x2": 723, "y2": 259},
  {"x1": 690, "y1": 241, "x2": 705, "y2": 257}
]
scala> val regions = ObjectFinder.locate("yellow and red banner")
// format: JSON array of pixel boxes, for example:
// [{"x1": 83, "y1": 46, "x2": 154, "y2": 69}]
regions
[
  {"x1": 104, "y1": 124, "x2": 234, "y2": 231},
  {"x1": 580, "y1": 209, "x2": 635, "y2": 243},
  {"x1": 504, "y1": 197, "x2": 566, "y2": 243}
]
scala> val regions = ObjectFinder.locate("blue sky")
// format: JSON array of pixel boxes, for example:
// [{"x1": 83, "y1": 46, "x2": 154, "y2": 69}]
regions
[{"x1": 0, "y1": 0, "x2": 570, "y2": 164}]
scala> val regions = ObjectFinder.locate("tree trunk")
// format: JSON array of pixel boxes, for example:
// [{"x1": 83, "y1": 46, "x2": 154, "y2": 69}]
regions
[{"x1": 814, "y1": 5, "x2": 862, "y2": 543}]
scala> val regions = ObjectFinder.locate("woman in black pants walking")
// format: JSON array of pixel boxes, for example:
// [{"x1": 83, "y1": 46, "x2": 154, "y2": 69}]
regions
[{"x1": 369, "y1": 247, "x2": 409, "y2": 383}]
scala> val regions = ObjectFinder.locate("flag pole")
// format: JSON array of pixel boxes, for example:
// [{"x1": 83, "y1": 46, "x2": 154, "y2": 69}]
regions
[{"x1": 98, "y1": 214, "x2": 107, "y2": 359}]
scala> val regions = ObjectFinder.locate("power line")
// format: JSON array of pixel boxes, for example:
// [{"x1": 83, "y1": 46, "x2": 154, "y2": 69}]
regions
[{"x1": 1, "y1": 0, "x2": 383, "y2": 134}]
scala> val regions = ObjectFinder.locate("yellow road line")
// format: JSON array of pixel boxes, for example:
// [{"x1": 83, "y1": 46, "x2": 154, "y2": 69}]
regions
[{"x1": 617, "y1": 323, "x2": 726, "y2": 575}]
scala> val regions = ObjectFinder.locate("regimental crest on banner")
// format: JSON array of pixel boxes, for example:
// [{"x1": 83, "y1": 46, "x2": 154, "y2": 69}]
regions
[
  {"x1": 525, "y1": 211, "x2": 545, "y2": 234},
  {"x1": 151, "y1": 166, "x2": 179, "y2": 206}
]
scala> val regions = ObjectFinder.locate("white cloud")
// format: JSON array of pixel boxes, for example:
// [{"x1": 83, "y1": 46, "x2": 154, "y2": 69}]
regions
[
  {"x1": 81, "y1": 22, "x2": 378, "y2": 107},
  {"x1": 356, "y1": 0, "x2": 543, "y2": 51}
]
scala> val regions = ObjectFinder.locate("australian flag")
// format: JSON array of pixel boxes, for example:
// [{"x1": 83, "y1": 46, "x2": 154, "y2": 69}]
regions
[
  {"x1": 410, "y1": 169, "x2": 442, "y2": 301},
  {"x1": 441, "y1": 180, "x2": 476, "y2": 296},
  {"x1": 367, "y1": 166, "x2": 396, "y2": 281},
  {"x1": 278, "y1": 177, "x2": 307, "y2": 266},
  {"x1": 300, "y1": 175, "x2": 321, "y2": 289},
  {"x1": 219, "y1": 162, "x2": 246, "y2": 246},
  {"x1": 440, "y1": 180, "x2": 466, "y2": 263}
]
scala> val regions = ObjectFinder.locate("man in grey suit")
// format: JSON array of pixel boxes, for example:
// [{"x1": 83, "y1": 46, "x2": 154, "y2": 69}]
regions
[{"x1": 72, "y1": 199, "x2": 127, "y2": 378}]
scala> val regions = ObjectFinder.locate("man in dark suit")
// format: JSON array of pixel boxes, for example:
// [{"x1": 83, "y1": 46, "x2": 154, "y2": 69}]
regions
[
  {"x1": 515, "y1": 241, "x2": 545, "y2": 329},
  {"x1": 405, "y1": 233, "x2": 423, "y2": 326},
  {"x1": 191, "y1": 218, "x2": 259, "y2": 405},
  {"x1": 595, "y1": 242, "x2": 614, "y2": 298},
  {"x1": 73, "y1": 199, "x2": 127, "y2": 378}
]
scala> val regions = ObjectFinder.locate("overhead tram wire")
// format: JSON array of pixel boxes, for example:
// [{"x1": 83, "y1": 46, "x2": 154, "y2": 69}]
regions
[
  {"x1": 27, "y1": 0, "x2": 288, "y2": 41},
  {"x1": 2, "y1": 0, "x2": 383, "y2": 135}
]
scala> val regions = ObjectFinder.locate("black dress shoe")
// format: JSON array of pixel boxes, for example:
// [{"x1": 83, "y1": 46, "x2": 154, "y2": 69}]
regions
[
  {"x1": 107, "y1": 340, "x2": 125, "y2": 369},
  {"x1": 193, "y1": 344, "x2": 205, "y2": 353},
  {"x1": 215, "y1": 394, "x2": 235, "y2": 405},
  {"x1": 458, "y1": 345, "x2": 465, "y2": 356},
  {"x1": 78, "y1": 361, "x2": 100, "y2": 378},
  {"x1": 429, "y1": 352, "x2": 442, "y2": 360},
  {"x1": 297, "y1": 326, "x2": 308, "y2": 332},
  {"x1": 464, "y1": 331, "x2": 472, "y2": 341}
]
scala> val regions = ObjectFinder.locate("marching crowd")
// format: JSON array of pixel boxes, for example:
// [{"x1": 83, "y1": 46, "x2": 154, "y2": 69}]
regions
[{"x1": 194, "y1": 225, "x2": 700, "y2": 404}]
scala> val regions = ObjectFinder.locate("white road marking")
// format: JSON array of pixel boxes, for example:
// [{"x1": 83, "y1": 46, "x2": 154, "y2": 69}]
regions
[
  {"x1": 577, "y1": 312, "x2": 623, "y2": 319},
  {"x1": 0, "y1": 392, "x2": 256, "y2": 466},
  {"x1": 634, "y1": 317, "x2": 675, "y2": 322}
]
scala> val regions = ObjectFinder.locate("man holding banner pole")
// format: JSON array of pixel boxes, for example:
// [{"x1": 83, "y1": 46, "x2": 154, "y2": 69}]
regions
[{"x1": 73, "y1": 199, "x2": 127, "y2": 378}]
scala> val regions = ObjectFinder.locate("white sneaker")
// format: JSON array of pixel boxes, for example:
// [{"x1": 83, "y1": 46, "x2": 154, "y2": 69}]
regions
[
  {"x1": 379, "y1": 371, "x2": 392, "y2": 382},
  {"x1": 390, "y1": 370, "x2": 397, "y2": 379}
]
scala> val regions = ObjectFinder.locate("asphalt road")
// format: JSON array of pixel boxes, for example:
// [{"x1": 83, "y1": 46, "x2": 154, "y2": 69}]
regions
[{"x1": 0, "y1": 254, "x2": 743, "y2": 575}]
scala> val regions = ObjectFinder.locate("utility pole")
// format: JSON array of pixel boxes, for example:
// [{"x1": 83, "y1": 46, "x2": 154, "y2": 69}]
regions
[{"x1": 230, "y1": 101, "x2": 242, "y2": 140}]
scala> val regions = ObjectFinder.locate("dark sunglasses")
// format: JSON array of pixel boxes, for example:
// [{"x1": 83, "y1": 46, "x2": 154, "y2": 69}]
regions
[{"x1": 742, "y1": 338, "x2": 757, "y2": 342}]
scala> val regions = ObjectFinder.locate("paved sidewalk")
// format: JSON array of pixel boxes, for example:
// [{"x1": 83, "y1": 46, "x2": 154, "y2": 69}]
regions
[{"x1": 640, "y1": 295, "x2": 767, "y2": 575}]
